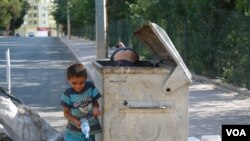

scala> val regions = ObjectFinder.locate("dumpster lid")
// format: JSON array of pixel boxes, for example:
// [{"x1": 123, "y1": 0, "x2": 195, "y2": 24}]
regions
[{"x1": 134, "y1": 22, "x2": 192, "y2": 81}]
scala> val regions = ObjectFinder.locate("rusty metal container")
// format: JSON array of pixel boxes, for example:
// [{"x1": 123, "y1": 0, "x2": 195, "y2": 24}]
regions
[{"x1": 93, "y1": 22, "x2": 192, "y2": 141}]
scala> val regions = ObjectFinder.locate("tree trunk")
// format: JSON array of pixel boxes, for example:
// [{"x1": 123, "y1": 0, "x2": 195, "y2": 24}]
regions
[{"x1": 5, "y1": 24, "x2": 10, "y2": 36}]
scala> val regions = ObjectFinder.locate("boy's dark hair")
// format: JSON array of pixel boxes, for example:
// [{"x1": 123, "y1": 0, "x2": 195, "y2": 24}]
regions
[{"x1": 67, "y1": 63, "x2": 87, "y2": 79}]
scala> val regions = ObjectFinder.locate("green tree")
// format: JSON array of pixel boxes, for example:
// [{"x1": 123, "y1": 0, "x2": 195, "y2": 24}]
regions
[
  {"x1": 51, "y1": 0, "x2": 68, "y2": 31},
  {"x1": 0, "y1": 0, "x2": 12, "y2": 29},
  {"x1": 52, "y1": 0, "x2": 95, "y2": 33},
  {"x1": 10, "y1": 0, "x2": 29, "y2": 35},
  {"x1": 70, "y1": 0, "x2": 95, "y2": 27},
  {"x1": 51, "y1": 0, "x2": 250, "y2": 88},
  {"x1": 0, "y1": 0, "x2": 29, "y2": 35}
]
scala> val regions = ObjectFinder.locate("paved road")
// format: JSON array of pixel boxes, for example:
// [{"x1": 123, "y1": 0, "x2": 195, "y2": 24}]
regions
[
  {"x1": 0, "y1": 37, "x2": 75, "y2": 132},
  {"x1": 188, "y1": 81, "x2": 250, "y2": 138},
  {"x1": 1, "y1": 37, "x2": 250, "y2": 140}
]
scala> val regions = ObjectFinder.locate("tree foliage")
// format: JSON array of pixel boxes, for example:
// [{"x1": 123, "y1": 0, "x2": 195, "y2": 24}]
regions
[
  {"x1": 0, "y1": 0, "x2": 29, "y2": 35},
  {"x1": 10, "y1": 0, "x2": 29, "y2": 35},
  {"x1": 51, "y1": 0, "x2": 68, "y2": 30},
  {"x1": 0, "y1": 0, "x2": 12, "y2": 28},
  {"x1": 51, "y1": 0, "x2": 95, "y2": 31},
  {"x1": 52, "y1": 0, "x2": 250, "y2": 88}
]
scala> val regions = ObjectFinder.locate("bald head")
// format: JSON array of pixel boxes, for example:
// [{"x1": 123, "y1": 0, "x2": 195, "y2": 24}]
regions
[
  {"x1": 111, "y1": 48, "x2": 139, "y2": 66},
  {"x1": 113, "y1": 50, "x2": 138, "y2": 63}
]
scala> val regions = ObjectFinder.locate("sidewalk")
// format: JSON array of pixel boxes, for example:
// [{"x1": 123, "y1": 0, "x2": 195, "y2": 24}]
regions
[
  {"x1": 59, "y1": 36, "x2": 250, "y2": 139},
  {"x1": 59, "y1": 36, "x2": 115, "y2": 81}
]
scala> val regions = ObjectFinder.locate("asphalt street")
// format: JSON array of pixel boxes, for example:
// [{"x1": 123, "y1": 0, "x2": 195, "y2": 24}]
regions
[
  {"x1": 0, "y1": 37, "x2": 75, "y2": 132},
  {"x1": 0, "y1": 37, "x2": 250, "y2": 140}
]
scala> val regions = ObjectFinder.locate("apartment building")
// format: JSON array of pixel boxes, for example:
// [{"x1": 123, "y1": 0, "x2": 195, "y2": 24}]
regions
[{"x1": 17, "y1": 0, "x2": 57, "y2": 37}]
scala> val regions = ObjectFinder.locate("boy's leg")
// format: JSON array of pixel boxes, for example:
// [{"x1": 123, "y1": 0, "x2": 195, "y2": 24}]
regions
[
  {"x1": 87, "y1": 135, "x2": 95, "y2": 141},
  {"x1": 64, "y1": 131, "x2": 95, "y2": 141},
  {"x1": 64, "y1": 131, "x2": 83, "y2": 141}
]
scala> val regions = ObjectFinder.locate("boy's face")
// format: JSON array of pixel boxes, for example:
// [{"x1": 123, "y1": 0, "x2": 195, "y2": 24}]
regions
[{"x1": 68, "y1": 76, "x2": 86, "y2": 92}]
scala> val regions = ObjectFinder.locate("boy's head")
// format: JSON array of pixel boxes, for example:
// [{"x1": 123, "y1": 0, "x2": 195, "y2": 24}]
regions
[{"x1": 67, "y1": 63, "x2": 87, "y2": 92}]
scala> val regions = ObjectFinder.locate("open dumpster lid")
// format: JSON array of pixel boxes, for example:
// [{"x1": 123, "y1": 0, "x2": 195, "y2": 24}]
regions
[{"x1": 134, "y1": 22, "x2": 192, "y2": 82}]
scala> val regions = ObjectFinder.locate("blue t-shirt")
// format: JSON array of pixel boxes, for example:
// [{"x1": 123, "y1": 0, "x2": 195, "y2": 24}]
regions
[{"x1": 61, "y1": 81, "x2": 101, "y2": 135}]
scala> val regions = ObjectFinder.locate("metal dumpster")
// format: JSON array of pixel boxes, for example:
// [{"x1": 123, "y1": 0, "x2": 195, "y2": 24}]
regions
[{"x1": 93, "y1": 22, "x2": 192, "y2": 141}]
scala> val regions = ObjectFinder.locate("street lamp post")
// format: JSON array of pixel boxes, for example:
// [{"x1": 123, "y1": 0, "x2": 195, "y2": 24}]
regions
[{"x1": 95, "y1": 0, "x2": 107, "y2": 59}]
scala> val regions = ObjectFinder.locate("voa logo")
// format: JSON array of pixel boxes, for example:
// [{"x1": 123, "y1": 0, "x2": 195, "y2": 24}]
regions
[{"x1": 226, "y1": 129, "x2": 246, "y2": 136}]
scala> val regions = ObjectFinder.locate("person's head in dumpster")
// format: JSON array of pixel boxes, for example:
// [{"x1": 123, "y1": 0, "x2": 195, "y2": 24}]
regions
[
  {"x1": 110, "y1": 47, "x2": 139, "y2": 66},
  {"x1": 60, "y1": 63, "x2": 102, "y2": 141}
]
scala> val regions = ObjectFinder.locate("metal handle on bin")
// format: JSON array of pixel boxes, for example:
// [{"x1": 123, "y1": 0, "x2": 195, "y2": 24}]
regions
[
  {"x1": 122, "y1": 100, "x2": 172, "y2": 110},
  {"x1": 128, "y1": 105, "x2": 166, "y2": 109}
]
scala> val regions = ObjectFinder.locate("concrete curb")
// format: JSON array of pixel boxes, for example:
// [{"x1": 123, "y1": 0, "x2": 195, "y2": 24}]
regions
[
  {"x1": 192, "y1": 74, "x2": 250, "y2": 95},
  {"x1": 59, "y1": 37, "x2": 96, "y2": 81},
  {"x1": 59, "y1": 37, "x2": 81, "y2": 63}
]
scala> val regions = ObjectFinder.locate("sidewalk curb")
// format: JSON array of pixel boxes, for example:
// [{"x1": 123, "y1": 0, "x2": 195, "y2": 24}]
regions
[
  {"x1": 59, "y1": 37, "x2": 81, "y2": 63},
  {"x1": 59, "y1": 37, "x2": 96, "y2": 81},
  {"x1": 192, "y1": 74, "x2": 250, "y2": 95}
]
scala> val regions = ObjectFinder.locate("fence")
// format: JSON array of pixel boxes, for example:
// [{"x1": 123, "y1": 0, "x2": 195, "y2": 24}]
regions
[{"x1": 71, "y1": 12, "x2": 250, "y2": 89}]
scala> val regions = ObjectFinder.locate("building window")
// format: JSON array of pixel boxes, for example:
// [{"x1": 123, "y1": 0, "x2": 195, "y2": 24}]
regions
[{"x1": 28, "y1": 21, "x2": 33, "y2": 25}]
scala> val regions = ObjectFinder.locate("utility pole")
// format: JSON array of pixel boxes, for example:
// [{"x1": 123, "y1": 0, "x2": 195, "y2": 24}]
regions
[
  {"x1": 67, "y1": 0, "x2": 71, "y2": 40},
  {"x1": 95, "y1": 0, "x2": 107, "y2": 59}
]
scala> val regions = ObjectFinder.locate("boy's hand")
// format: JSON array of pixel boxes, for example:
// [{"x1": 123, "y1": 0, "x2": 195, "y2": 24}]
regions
[
  {"x1": 93, "y1": 107, "x2": 101, "y2": 117},
  {"x1": 74, "y1": 119, "x2": 81, "y2": 129}
]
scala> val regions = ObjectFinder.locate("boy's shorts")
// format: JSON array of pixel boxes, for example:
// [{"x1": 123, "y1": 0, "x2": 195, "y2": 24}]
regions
[{"x1": 64, "y1": 130, "x2": 95, "y2": 141}]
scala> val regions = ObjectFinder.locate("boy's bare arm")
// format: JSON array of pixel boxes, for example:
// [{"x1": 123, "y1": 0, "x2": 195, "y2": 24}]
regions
[
  {"x1": 93, "y1": 100, "x2": 101, "y2": 116},
  {"x1": 63, "y1": 106, "x2": 81, "y2": 128},
  {"x1": 93, "y1": 100, "x2": 99, "y2": 108}
]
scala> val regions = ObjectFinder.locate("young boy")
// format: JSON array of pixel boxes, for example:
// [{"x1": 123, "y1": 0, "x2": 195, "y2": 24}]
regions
[{"x1": 61, "y1": 63, "x2": 101, "y2": 141}]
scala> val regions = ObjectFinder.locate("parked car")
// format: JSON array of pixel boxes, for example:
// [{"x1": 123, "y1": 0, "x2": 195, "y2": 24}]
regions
[{"x1": 15, "y1": 33, "x2": 20, "y2": 37}]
